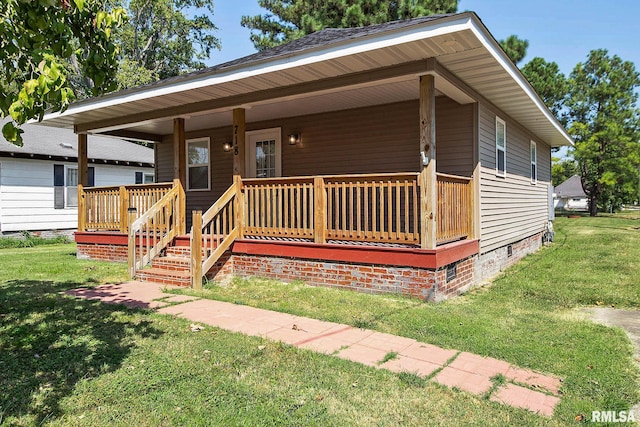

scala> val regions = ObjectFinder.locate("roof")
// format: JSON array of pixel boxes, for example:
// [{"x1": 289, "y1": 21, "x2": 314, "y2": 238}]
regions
[
  {"x1": 0, "y1": 119, "x2": 154, "y2": 167},
  {"x1": 40, "y1": 12, "x2": 573, "y2": 147},
  {"x1": 555, "y1": 175, "x2": 587, "y2": 198}
]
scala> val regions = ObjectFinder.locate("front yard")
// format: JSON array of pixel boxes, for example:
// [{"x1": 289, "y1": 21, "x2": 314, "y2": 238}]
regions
[{"x1": 1, "y1": 214, "x2": 638, "y2": 425}]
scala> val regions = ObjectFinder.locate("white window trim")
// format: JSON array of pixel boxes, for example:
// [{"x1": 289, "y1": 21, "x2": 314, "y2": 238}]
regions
[
  {"x1": 186, "y1": 137, "x2": 211, "y2": 192},
  {"x1": 143, "y1": 172, "x2": 155, "y2": 184},
  {"x1": 495, "y1": 117, "x2": 506, "y2": 177},
  {"x1": 530, "y1": 140, "x2": 537, "y2": 184},
  {"x1": 65, "y1": 165, "x2": 78, "y2": 208},
  {"x1": 245, "y1": 127, "x2": 282, "y2": 178}
]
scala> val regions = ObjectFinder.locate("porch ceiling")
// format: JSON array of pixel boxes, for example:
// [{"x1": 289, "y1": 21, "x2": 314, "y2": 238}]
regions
[{"x1": 39, "y1": 12, "x2": 573, "y2": 147}]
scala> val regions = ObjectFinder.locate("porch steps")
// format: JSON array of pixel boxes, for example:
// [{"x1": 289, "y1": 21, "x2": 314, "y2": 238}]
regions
[{"x1": 137, "y1": 244, "x2": 193, "y2": 287}]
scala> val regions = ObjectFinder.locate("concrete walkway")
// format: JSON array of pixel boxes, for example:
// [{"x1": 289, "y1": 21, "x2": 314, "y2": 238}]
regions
[{"x1": 66, "y1": 281, "x2": 562, "y2": 417}]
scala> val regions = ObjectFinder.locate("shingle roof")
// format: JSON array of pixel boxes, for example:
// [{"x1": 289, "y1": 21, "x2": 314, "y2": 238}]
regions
[
  {"x1": 69, "y1": 14, "x2": 458, "y2": 107},
  {"x1": 555, "y1": 175, "x2": 586, "y2": 198},
  {"x1": 0, "y1": 120, "x2": 154, "y2": 165}
]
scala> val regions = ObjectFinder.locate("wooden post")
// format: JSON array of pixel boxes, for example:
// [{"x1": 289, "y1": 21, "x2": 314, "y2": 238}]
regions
[
  {"x1": 419, "y1": 74, "x2": 437, "y2": 249},
  {"x1": 314, "y1": 177, "x2": 326, "y2": 243},
  {"x1": 233, "y1": 175, "x2": 244, "y2": 238},
  {"x1": 173, "y1": 118, "x2": 186, "y2": 188},
  {"x1": 232, "y1": 108, "x2": 246, "y2": 177},
  {"x1": 191, "y1": 210, "x2": 203, "y2": 290},
  {"x1": 119, "y1": 186, "x2": 129, "y2": 233},
  {"x1": 127, "y1": 207, "x2": 138, "y2": 278},
  {"x1": 472, "y1": 163, "x2": 481, "y2": 240},
  {"x1": 78, "y1": 133, "x2": 88, "y2": 186},
  {"x1": 173, "y1": 178, "x2": 186, "y2": 235},
  {"x1": 77, "y1": 184, "x2": 86, "y2": 232}
]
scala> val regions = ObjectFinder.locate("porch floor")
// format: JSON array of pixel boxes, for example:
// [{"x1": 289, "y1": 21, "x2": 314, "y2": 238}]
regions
[{"x1": 66, "y1": 281, "x2": 562, "y2": 417}]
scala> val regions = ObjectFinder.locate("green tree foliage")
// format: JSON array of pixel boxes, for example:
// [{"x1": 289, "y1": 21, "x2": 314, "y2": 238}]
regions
[
  {"x1": 521, "y1": 57, "x2": 568, "y2": 120},
  {"x1": 0, "y1": 0, "x2": 125, "y2": 145},
  {"x1": 241, "y1": 0, "x2": 458, "y2": 51},
  {"x1": 114, "y1": 0, "x2": 221, "y2": 90},
  {"x1": 499, "y1": 35, "x2": 529, "y2": 64},
  {"x1": 566, "y1": 49, "x2": 640, "y2": 215},
  {"x1": 551, "y1": 157, "x2": 578, "y2": 187}
]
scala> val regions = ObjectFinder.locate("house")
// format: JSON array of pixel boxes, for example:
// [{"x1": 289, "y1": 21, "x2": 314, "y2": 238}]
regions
[
  {"x1": 0, "y1": 121, "x2": 154, "y2": 234},
  {"x1": 39, "y1": 12, "x2": 572, "y2": 300},
  {"x1": 554, "y1": 175, "x2": 588, "y2": 211}
]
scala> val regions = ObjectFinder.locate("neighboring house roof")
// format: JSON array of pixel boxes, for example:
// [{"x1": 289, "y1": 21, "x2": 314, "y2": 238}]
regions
[
  {"x1": 555, "y1": 175, "x2": 587, "y2": 198},
  {"x1": 40, "y1": 12, "x2": 573, "y2": 147},
  {"x1": 0, "y1": 119, "x2": 154, "y2": 167}
]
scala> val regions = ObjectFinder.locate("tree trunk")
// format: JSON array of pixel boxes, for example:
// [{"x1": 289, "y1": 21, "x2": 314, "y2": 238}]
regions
[{"x1": 589, "y1": 194, "x2": 598, "y2": 216}]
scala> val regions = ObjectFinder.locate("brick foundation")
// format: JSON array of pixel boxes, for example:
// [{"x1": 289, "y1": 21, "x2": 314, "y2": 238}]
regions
[
  {"x1": 77, "y1": 242, "x2": 128, "y2": 262},
  {"x1": 476, "y1": 232, "x2": 543, "y2": 281}
]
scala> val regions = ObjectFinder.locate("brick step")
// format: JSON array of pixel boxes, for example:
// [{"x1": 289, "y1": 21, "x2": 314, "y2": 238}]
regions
[
  {"x1": 152, "y1": 256, "x2": 191, "y2": 272},
  {"x1": 166, "y1": 246, "x2": 191, "y2": 257},
  {"x1": 136, "y1": 267, "x2": 191, "y2": 287}
]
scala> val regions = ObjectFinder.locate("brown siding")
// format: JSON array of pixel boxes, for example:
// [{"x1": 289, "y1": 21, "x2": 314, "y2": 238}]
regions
[
  {"x1": 478, "y1": 102, "x2": 553, "y2": 253},
  {"x1": 156, "y1": 97, "x2": 474, "y2": 214}
]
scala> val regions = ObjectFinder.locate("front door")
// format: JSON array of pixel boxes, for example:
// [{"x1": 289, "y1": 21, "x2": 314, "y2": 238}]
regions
[{"x1": 246, "y1": 128, "x2": 281, "y2": 178}]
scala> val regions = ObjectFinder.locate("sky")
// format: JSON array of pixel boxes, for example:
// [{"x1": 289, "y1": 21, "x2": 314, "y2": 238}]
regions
[{"x1": 206, "y1": 0, "x2": 640, "y2": 77}]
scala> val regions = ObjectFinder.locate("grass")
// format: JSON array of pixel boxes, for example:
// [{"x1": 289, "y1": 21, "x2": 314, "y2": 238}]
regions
[
  {"x1": 171, "y1": 214, "x2": 640, "y2": 423},
  {"x1": 1, "y1": 245, "x2": 554, "y2": 426},
  {"x1": 0, "y1": 231, "x2": 70, "y2": 249},
  {"x1": 1, "y1": 213, "x2": 638, "y2": 425}
]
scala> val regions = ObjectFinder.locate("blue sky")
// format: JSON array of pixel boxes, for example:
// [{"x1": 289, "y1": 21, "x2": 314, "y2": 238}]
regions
[{"x1": 207, "y1": 0, "x2": 640, "y2": 77}]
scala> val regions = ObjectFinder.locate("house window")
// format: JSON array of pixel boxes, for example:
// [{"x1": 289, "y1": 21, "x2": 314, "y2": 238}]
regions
[
  {"x1": 135, "y1": 171, "x2": 155, "y2": 184},
  {"x1": 495, "y1": 117, "x2": 506, "y2": 176},
  {"x1": 186, "y1": 138, "x2": 210, "y2": 191},
  {"x1": 530, "y1": 141, "x2": 537, "y2": 184},
  {"x1": 54, "y1": 165, "x2": 94, "y2": 209}
]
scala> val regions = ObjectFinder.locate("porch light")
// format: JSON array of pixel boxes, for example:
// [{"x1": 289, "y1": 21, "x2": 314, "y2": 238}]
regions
[
  {"x1": 222, "y1": 142, "x2": 232, "y2": 152},
  {"x1": 288, "y1": 133, "x2": 301, "y2": 145}
]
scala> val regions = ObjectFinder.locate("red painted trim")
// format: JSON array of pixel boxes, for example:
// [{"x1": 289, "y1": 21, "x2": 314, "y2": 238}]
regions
[
  {"x1": 75, "y1": 231, "x2": 128, "y2": 245},
  {"x1": 231, "y1": 239, "x2": 479, "y2": 269}
]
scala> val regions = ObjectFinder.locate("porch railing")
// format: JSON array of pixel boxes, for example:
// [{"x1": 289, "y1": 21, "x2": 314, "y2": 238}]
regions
[
  {"x1": 436, "y1": 173, "x2": 474, "y2": 245},
  {"x1": 128, "y1": 180, "x2": 186, "y2": 278},
  {"x1": 78, "y1": 182, "x2": 175, "y2": 233}
]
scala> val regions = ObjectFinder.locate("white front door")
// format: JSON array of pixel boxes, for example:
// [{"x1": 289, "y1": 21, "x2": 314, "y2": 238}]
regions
[{"x1": 246, "y1": 128, "x2": 281, "y2": 178}]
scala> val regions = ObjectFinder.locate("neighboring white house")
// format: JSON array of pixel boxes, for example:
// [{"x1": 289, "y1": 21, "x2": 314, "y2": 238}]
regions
[
  {"x1": 554, "y1": 175, "x2": 588, "y2": 210},
  {"x1": 0, "y1": 122, "x2": 154, "y2": 234}
]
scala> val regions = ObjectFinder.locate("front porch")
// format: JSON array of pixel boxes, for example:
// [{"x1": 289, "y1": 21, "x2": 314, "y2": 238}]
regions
[{"x1": 75, "y1": 169, "x2": 480, "y2": 300}]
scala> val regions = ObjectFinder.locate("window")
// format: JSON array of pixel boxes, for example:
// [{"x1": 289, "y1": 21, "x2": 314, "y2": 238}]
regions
[
  {"x1": 54, "y1": 164, "x2": 94, "y2": 209},
  {"x1": 135, "y1": 172, "x2": 155, "y2": 184},
  {"x1": 495, "y1": 117, "x2": 506, "y2": 176},
  {"x1": 186, "y1": 138, "x2": 210, "y2": 191},
  {"x1": 530, "y1": 141, "x2": 537, "y2": 184}
]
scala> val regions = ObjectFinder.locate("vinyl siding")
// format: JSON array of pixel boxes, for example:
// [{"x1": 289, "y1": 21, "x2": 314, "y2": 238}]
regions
[
  {"x1": 0, "y1": 158, "x2": 152, "y2": 232},
  {"x1": 478, "y1": 102, "x2": 552, "y2": 253},
  {"x1": 156, "y1": 97, "x2": 475, "y2": 216}
]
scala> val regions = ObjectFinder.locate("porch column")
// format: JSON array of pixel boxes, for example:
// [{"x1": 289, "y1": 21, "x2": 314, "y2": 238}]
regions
[
  {"x1": 419, "y1": 74, "x2": 437, "y2": 249},
  {"x1": 232, "y1": 108, "x2": 246, "y2": 177},
  {"x1": 77, "y1": 133, "x2": 88, "y2": 186},
  {"x1": 173, "y1": 118, "x2": 186, "y2": 187}
]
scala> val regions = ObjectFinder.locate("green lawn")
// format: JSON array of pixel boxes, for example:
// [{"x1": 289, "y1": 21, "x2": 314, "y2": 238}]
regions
[{"x1": 1, "y1": 214, "x2": 638, "y2": 425}]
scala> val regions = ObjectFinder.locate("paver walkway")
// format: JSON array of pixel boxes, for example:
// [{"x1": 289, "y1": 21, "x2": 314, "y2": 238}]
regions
[{"x1": 66, "y1": 281, "x2": 563, "y2": 417}]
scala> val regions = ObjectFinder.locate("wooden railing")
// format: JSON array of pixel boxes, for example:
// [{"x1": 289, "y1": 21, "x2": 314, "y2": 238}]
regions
[
  {"x1": 191, "y1": 177, "x2": 241, "y2": 290},
  {"x1": 324, "y1": 173, "x2": 420, "y2": 244},
  {"x1": 436, "y1": 173, "x2": 473, "y2": 244},
  {"x1": 128, "y1": 182, "x2": 185, "y2": 278},
  {"x1": 79, "y1": 182, "x2": 174, "y2": 232},
  {"x1": 242, "y1": 177, "x2": 315, "y2": 239}
]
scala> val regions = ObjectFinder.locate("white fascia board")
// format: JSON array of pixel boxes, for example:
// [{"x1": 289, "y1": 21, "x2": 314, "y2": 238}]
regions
[
  {"x1": 43, "y1": 16, "x2": 473, "y2": 122},
  {"x1": 466, "y1": 18, "x2": 573, "y2": 146}
]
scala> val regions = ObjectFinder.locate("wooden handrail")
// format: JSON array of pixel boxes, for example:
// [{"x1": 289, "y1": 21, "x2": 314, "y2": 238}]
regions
[
  {"x1": 128, "y1": 181, "x2": 185, "y2": 278},
  {"x1": 436, "y1": 173, "x2": 473, "y2": 244},
  {"x1": 191, "y1": 179, "x2": 240, "y2": 289}
]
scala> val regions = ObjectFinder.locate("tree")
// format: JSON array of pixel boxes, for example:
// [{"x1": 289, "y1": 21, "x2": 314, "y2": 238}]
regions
[
  {"x1": 551, "y1": 157, "x2": 578, "y2": 187},
  {"x1": 114, "y1": 0, "x2": 221, "y2": 90},
  {"x1": 241, "y1": 0, "x2": 458, "y2": 51},
  {"x1": 0, "y1": 0, "x2": 125, "y2": 145},
  {"x1": 499, "y1": 35, "x2": 529, "y2": 64},
  {"x1": 566, "y1": 49, "x2": 640, "y2": 216},
  {"x1": 521, "y1": 57, "x2": 568, "y2": 120}
]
